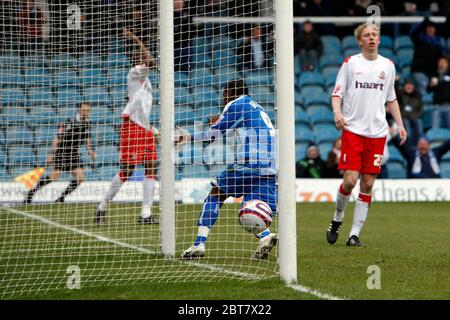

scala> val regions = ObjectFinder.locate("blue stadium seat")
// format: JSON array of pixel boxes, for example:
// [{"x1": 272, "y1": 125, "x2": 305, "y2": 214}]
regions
[
  {"x1": 25, "y1": 54, "x2": 49, "y2": 69},
  {"x1": 96, "y1": 165, "x2": 119, "y2": 181},
  {"x1": 102, "y1": 53, "x2": 131, "y2": 70},
  {"x1": 193, "y1": 86, "x2": 221, "y2": 108},
  {"x1": 27, "y1": 87, "x2": 55, "y2": 107},
  {"x1": 77, "y1": 53, "x2": 102, "y2": 69},
  {"x1": 34, "y1": 125, "x2": 56, "y2": 146},
  {"x1": 192, "y1": 37, "x2": 213, "y2": 55},
  {"x1": 295, "y1": 108, "x2": 310, "y2": 126},
  {"x1": 397, "y1": 48, "x2": 414, "y2": 68},
  {"x1": 295, "y1": 91, "x2": 303, "y2": 108},
  {"x1": 211, "y1": 35, "x2": 235, "y2": 51},
  {"x1": 30, "y1": 107, "x2": 58, "y2": 125},
  {"x1": 0, "y1": 53, "x2": 22, "y2": 68},
  {"x1": 175, "y1": 71, "x2": 190, "y2": 87},
  {"x1": 57, "y1": 106, "x2": 78, "y2": 122},
  {"x1": 394, "y1": 36, "x2": 414, "y2": 51},
  {"x1": 1, "y1": 87, "x2": 27, "y2": 106},
  {"x1": 0, "y1": 68, "x2": 23, "y2": 88},
  {"x1": 343, "y1": 48, "x2": 360, "y2": 57},
  {"x1": 379, "y1": 48, "x2": 395, "y2": 61},
  {"x1": 380, "y1": 35, "x2": 393, "y2": 50},
  {"x1": 189, "y1": 68, "x2": 214, "y2": 87},
  {"x1": 324, "y1": 73, "x2": 337, "y2": 88},
  {"x1": 321, "y1": 35, "x2": 341, "y2": 54},
  {"x1": 388, "y1": 146, "x2": 405, "y2": 165},
  {"x1": 342, "y1": 35, "x2": 358, "y2": 50},
  {"x1": 82, "y1": 87, "x2": 111, "y2": 106},
  {"x1": 440, "y1": 162, "x2": 450, "y2": 178},
  {"x1": 36, "y1": 145, "x2": 53, "y2": 165},
  {"x1": 213, "y1": 68, "x2": 239, "y2": 89},
  {"x1": 50, "y1": 53, "x2": 77, "y2": 69},
  {"x1": 56, "y1": 89, "x2": 83, "y2": 109},
  {"x1": 318, "y1": 142, "x2": 333, "y2": 159},
  {"x1": 107, "y1": 38, "x2": 127, "y2": 54},
  {"x1": 53, "y1": 69, "x2": 78, "y2": 87},
  {"x1": 8, "y1": 146, "x2": 36, "y2": 166},
  {"x1": 322, "y1": 65, "x2": 340, "y2": 77},
  {"x1": 298, "y1": 72, "x2": 324, "y2": 89},
  {"x1": 244, "y1": 70, "x2": 274, "y2": 86},
  {"x1": 296, "y1": 142, "x2": 309, "y2": 161},
  {"x1": 308, "y1": 108, "x2": 334, "y2": 125},
  {"x1": 3, "y1": 106, "x2": 29, "y2": 125},
  {"x1": 191, "y1": 52, "x2": 212, "y2": 69},
  {"x1": 92, "y1": 125, "x2": 119, "y2": 146},
  {"x1": 211, "y1": 49, "x2": 238, "y2": 68},
  {"x1": 89, "y1": 106, "x2": 115, "y2": 124},
  {"x1": 426, "y1": 128, "x2": 450, "y2": 143},
  {"x1": 95, "y1": 145, "x2": 119, "y2": 166},
  {"x1": 174, "y1": 86, "x2": 193, "y2": 105},
  {"x1": 250, "y1": 86, "x2": 274, "y2": 104},
  {"x1": 79, "y1": 68, "x2": 106, "y2": 87},
  {"x1": 106, "y1": 69, "x2": 128, "y2": 86},
  {"x1": 314, "y1": 126, "x2": 340, "y2": 144},
  {"x1": 295, "y1": 126, "x2": 315, "y2": 143},
  {"x1": 303, "y1": 88, "x2": 329, "y2": 108},
  {"x1": 109, "y1": 85, "x2": 127, "y2": 107},
  {"x1": 5, "y1": 126, "x2": 34, "y2": 145},
  {"x1": 0, "y1": 149, "x2": 7, "y2": 166},
  {"x1": 387, "y1": 162, "x2": 407, "y2": 179},
  {"x1": 319, "y1": 54, "x2": 343, "y2": 70},
  {"x1": 422, "y1": 92, "x2": 434, "y2": 104},
  {"x1": 148, "y1": 70, "x2": 159, "y2": 87},
  {"x1": 24, "y1": 68, "x2": 52, "y2": 87},
  {"x1": 294, "y1": 54, "x2": 302, "y2": 76}
]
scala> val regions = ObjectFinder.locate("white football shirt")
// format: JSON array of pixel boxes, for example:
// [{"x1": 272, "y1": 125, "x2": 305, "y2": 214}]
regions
[
  {"x1": 122, "y1": 64, "x2": 153, "y2": 131},
  {"x1": 332, "y1": 53, "x2": 397, "y2": 138}
]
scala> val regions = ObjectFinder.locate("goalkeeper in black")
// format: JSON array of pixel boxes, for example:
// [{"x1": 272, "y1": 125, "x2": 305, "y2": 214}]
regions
[{"x1": 24, "y1": 102, "x2": 96, "y2": 204}]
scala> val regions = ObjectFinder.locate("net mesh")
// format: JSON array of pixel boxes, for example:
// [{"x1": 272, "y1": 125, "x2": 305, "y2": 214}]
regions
[{"x1": 0, "y1": 0, "x2": 278, "y2": 297}]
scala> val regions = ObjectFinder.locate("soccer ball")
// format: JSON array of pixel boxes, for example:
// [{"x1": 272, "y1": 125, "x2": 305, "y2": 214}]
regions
[{"x1": 238, "y1": 200, "x2": 273, "y2": 234}]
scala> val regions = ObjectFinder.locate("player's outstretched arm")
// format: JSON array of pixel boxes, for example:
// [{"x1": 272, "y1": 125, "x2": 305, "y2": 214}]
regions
[
  {"x1": 86, "y1": 137, "x2": 96, "y2": 160},
  {"x1": 124, "y1": 27, "x2": 155, "y2": 68},
  {"x1": 387, "y1": 100, "x2": 407, "y2": 145},
  {"x1": 45, "y1": 136, "x2": 60, "y2": 167}
]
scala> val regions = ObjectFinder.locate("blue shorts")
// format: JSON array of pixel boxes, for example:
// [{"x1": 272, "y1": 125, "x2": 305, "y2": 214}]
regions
[{"x1": 213, "y1": 169, "x2": 277, "y2": 214}]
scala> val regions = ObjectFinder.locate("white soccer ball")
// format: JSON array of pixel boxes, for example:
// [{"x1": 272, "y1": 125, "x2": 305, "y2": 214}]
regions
[{"x1": 238, "y1": 200, "x2": 273, "y2": 234}]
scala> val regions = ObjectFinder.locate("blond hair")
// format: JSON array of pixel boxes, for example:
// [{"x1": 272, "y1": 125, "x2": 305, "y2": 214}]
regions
[{"x1": 354, "y1": 23, "x2": 380, "y2": 42}]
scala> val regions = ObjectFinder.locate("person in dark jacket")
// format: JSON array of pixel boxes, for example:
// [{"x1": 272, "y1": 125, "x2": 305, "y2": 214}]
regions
[
  {"x1": 296, "y1": 144, "x2": 325, "y2": 178},
  {"x1": 410, "y1": 18, "x2": 445, "y2": 93},
  {"x1": 236, "y1": 24, "x2": 274, "y2": 71},
  {"x1": 392, "y1": 135, "x2": 450, "y2": 179},
  {"x1": 323, "y1": 138, "x2": 343, "y2": 178},
  {"x1": 397, "y1": 79, "x2": 424, "y2": 146},
  {"x1": 427, "y1": 56, "x2": 450, "y2": 128},
  {"x1": 294, "y1": 20, "x2": 323, "y2": 71}
]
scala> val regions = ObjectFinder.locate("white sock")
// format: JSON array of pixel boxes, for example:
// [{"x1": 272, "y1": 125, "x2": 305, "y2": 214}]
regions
[
  {"x1": 98, "y1": 173, "x2": 124, "y2": 211},
  {"x1": 333, "y1": 184, "x2": 351, "y2": 222},
  {"x1": 349, "y1": 193, "x2": 371, "y2": 238},
  {"x1": 141, "y1": 177, "x2": 155, "y2": 218}
]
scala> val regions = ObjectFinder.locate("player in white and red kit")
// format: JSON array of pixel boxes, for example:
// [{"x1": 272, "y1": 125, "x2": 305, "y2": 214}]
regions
[
  {"x1": 96, "y1": 28, "x2": 159, "y2": 225},
  {"x1": 326, "y1": 23, "x2": 408, "y2": 246}
]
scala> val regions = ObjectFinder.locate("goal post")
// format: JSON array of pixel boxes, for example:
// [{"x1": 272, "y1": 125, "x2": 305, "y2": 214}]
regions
[
  {"x1": 274, "y1": 0, "x2": 297, "y2": 283},
  {"x1": 159, "y1": 0, "x2": 176, "y2": 258}
]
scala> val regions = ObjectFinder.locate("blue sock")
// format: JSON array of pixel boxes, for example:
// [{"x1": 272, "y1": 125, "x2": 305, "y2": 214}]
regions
[
  {"x1": 194, "y1": 195, "x2": 223, "y2": 246},
  {"x1": 256, "y1": 229, "x2": 271, "y2": 239}
]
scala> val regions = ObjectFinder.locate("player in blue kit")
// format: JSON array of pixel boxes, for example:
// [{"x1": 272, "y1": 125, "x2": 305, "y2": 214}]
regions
[{"x1": 181, "y1": 79, "x2": 278, "y2": 260}]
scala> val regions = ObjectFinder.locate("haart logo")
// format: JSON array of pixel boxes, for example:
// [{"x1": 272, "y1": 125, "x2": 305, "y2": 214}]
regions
[{"x1": 355, "y1": 81, "x2": 384, "y2": 90}]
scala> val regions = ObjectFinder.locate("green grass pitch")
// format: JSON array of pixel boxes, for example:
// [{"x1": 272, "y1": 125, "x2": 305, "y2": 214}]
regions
[{"x1": 0, "y1": 201, "x2": 448, "y2": 300}]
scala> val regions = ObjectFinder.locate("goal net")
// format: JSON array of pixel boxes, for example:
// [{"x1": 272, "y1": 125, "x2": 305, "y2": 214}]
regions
[{"x1": 0, "y1": 0, "x2": 291, "y2": 298}]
